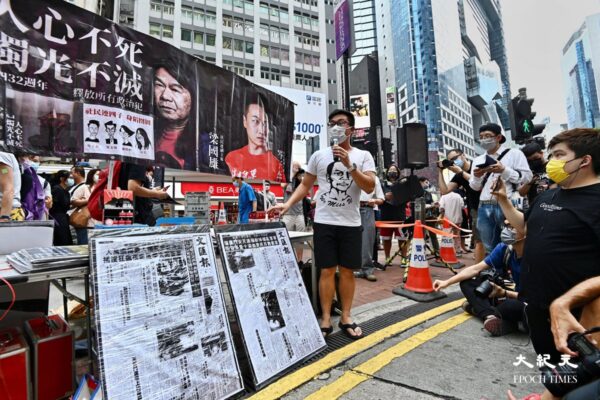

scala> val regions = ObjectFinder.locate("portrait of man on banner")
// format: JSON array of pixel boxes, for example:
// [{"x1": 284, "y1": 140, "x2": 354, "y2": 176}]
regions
[
  {"x1": 153, "y1": 58, "x2": 200, "y2": 170},
  {"x1": 225, "y1": 88, "x2": 286, "y2": 182}
]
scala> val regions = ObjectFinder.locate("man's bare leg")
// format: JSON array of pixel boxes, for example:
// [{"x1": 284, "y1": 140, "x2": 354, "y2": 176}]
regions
[
  {"x1": 319, "y1": 267, "x2": 336, "y2": 330},
  {"x1": 337, "y1": 266, "x2": 361, "y2": 337}
]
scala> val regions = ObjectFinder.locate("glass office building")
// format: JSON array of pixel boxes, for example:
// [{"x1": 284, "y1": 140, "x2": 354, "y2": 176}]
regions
[
  {"x1": 562, "y1": 13, "x2": 600, "y2": 129},
  {"x1": 389, "y1": 0, "x2": 510, "y2": 156}
]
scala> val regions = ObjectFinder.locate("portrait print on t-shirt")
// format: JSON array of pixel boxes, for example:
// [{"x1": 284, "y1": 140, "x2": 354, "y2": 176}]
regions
[{"x1": 319, "y1": 161, "x2": 354, "y2": 207}]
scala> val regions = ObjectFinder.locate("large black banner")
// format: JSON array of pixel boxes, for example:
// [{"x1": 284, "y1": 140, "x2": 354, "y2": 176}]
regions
[{"x1": 0, "y1": 0, "x2": 293, "y2": 182}]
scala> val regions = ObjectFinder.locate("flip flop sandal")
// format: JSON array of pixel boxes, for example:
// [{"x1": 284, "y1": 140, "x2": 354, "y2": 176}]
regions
[
  {"x1": 338, "y1": 322, "x2": 363, "y2": 340},
  {"x1": 320, "y1": 325, "x2": 333, "y2": 338}
]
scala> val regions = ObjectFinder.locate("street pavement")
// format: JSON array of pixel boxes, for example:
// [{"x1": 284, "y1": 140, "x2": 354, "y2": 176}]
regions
[{"x1": 249, "y1": 249, "x2": 546, "y2": 400}]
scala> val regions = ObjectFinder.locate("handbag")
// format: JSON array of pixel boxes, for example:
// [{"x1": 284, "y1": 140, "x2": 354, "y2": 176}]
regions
[{"x1": 70, "y1": 206, "x2": 91, "y2": 228}]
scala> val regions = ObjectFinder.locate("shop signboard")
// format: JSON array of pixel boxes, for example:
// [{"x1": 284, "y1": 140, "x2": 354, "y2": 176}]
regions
[{"x1": 0, "y1": 0, "x2": 294, "y2": 182}]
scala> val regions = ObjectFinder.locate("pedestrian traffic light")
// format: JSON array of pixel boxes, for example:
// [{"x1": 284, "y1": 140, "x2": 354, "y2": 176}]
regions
[{"x1": 508, "y1": 88, "x2": 546, "y2": 144}]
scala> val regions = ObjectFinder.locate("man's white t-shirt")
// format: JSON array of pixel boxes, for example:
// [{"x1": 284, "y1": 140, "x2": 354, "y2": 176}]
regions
[
  {"x1": 439, "y1": 191, "x2": 464, "y2": 225},
  {"x1": 306, "y1": 146, "x2": 376, "y2": 227}
]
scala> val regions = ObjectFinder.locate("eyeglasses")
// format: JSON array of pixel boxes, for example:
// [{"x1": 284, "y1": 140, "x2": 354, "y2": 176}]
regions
[
  {"x1": 327, "y1": 120, "x2": 350, "y2": 128},
  {"x1": 479, "y1": 134, "x2": 496, "y2": 140}
]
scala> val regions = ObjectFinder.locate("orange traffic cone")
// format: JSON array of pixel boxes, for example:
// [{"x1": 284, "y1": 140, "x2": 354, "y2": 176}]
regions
[
  {"x1": 217, "y1": 202, "x2": 227, "y2": 225},
  {"x1": 439, "y1": 219, "x2": 460, "y2": 264},
  {"x1": 393, "y1": 220, "x2": 446, "y2": 302}
]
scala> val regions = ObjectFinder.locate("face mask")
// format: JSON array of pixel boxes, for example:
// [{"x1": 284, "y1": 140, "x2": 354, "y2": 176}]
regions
[
  {"x1": 67, "y1": 178, "x2": 75, "y2": 187},
  {"x1": 29, "y1": 161, "x2": 40, "y2": 171},
  {"x1": 500, "y1": 227, "x2": 517, "y2": 245},
  {"x1": 328, "y1": 125, "x2": 348, "y2": 144},
  {"x1": 387, "y1": 171, "x2": 398, "y2": 180},
  {"x1": 545, "y1": 158, "x2": 580, "y2": 184},
  {"x1": 528, "y1": 158, "x2": 545, "y2": 173},
  {"x1": 480, "y1": 138, "x2": 497, "y2": 151},
  {"x1": 454, "y1": 158, "x2": 464, "y2": 168},
  {"x1": 93, "y1": 174, "x2": 100, "y2": 183},
  {"x1": 233, "y1": 181, "x2": 240, "y2": 187}
]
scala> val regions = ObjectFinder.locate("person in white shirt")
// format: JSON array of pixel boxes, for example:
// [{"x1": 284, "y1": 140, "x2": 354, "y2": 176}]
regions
[
  {"x1": 469, "y1": 123, "x2": 532, "y2": 254},
  {"x1": 269, "y1": 109, "x2": 376, "y2": 340},
  {"x1": 355, "y1": 176, "x2": 385, "y2": 282},
  {"x1": 439, "y1": 190, "x2": 464, "y2": 253}
]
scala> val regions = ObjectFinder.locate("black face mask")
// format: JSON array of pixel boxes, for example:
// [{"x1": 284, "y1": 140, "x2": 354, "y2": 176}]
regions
[
  {"x1": 529, "y1": 158, "x2": 545, "y2": 173},
  {"x1": 387, "y1": 172, "x2": 399, "y2": 180}
]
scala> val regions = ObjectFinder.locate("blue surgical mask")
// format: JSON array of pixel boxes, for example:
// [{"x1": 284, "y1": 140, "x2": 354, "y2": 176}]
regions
[
  {"x1": 454, "y1": 158, "x2": 464, "y2": 168},
  {"x1": 67, "y1": 178, "x2": 75, "y2": 187},
  {"x1": 29, "y1": 162, "x2": 40, "y2": 171},
  {"x1": 233, "y1": 181, "x2": 240, "y2": 187}
]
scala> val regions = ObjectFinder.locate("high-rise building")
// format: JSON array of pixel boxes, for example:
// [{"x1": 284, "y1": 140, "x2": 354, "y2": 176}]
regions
[
  {"x1": 109, "y1": 0, "x2": 338, "y2": 112},
  {"x1": 562, "y1": 13, "x2": 600, "y2": 129},
  {"x1": 385, "y1": 0, "x2": 511, "y2": 159},
  {"x1": 349, "y1": 0, "x2": 377, "y2": 70}
]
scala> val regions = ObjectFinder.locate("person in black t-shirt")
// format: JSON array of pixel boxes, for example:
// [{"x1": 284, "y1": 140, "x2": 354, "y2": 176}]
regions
[
  {"x1": 118, "y1": 163, "x2": 169, "y2": 226},
  {"x1": 437, "y1": 148, "x2": 484, "y2": 262},
  {"x1": 518, "y1": 142, "x2": 555, "y2": 210},
  {"x1": 379, "y1": 165, "x2": 409, "y2": 268},
  {"x1": 493, "y1": 128, "x2": 600, "y2": 364}
]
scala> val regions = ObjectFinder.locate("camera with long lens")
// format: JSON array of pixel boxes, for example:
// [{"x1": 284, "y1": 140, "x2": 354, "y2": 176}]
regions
[
  {"x1": 474, "y1": 270, "x2": 506, "y2": 298},
  {"x1": 440, "y1": 159, "x2": 453, "y2": 169},
  {"x1": 540, "y1": 328, "x2": 600, "y2": 397}
]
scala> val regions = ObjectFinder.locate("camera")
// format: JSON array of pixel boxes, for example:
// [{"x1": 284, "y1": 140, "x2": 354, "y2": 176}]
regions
[
  {"x1": 540, "y1": 329, "x2": 600, "y2": 397},
  {"x1": 440, "y1": 159, "x2": 453, "y2": 169},
  {"x1": 474, "y1": 271, "x2": 506, "y2": 298}
]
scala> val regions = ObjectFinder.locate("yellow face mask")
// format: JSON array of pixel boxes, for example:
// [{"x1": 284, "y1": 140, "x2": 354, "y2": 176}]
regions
[{"x1": 545, "y1": 158, "x2": 579, "y2": 184}]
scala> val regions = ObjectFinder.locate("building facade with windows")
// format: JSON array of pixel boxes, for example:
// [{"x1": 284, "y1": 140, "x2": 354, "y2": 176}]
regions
[
  {"x1": 113, "y1": 0, "x2": 338, "y2": 113},
  {"x1": 385, "y1": 0, "x2": 511, "y2": 159},
  {"x1": 561, "y1": 13, "x2": 600, "y2": 129}
]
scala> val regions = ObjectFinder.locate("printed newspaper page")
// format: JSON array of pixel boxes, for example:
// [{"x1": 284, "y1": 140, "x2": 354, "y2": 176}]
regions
[
  {"x1": 218, "y1": 227, "x2": 326, "y2": 386},
  {"x1": 91, "y1": 233, "x2": 243, "y2": 400}
]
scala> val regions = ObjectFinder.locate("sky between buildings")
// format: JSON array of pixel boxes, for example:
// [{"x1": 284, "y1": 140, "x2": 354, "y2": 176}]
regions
[{"x1": 503, "y1": 0, "x2": 600, "y2": 125}]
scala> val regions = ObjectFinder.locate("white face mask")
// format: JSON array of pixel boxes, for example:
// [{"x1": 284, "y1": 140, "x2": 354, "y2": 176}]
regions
[
  {"x1": 93, "y1": 174, "x2": 100, "y2": 184},
  {"x1": 480, "y1": 138, "x2": 497, "y2": 151},
  {"x1": 328, "y1": 125, "x2": 348, "y2": 145}
]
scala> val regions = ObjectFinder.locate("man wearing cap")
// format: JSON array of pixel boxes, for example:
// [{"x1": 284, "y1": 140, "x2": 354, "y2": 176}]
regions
[
  {"x1": 469, "y1": 123, "x2": 531, "y2": 254},
  {"x1": 518, "y1": 142, "x2": 554, "y2": 210}
]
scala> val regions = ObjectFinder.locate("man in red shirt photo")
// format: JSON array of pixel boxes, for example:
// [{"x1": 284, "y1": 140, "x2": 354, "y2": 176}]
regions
[{"x1": 225, "y1": 91, "x2": 286, "y2": 182}]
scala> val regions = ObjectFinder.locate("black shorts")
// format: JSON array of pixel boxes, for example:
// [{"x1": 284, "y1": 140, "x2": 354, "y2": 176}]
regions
[{"x1": 313, "y1": 222, "x2": 362, "y2": 270}]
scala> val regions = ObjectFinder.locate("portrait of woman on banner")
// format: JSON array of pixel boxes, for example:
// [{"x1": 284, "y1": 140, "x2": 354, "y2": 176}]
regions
[{"x1": 153, "y1": 58, "x2": 199, "y2": 171}]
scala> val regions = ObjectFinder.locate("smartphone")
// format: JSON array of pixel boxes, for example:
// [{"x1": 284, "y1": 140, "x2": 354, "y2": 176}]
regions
[
  {"x1": 163, "y1": 185, "x2": 170, "y2": 191},
  {"x1": 491, "y1": 178, "x2": 501, "y2": 192},
  {"x1": 476, "y1": 155, "x2": 497, "y2": 169}
]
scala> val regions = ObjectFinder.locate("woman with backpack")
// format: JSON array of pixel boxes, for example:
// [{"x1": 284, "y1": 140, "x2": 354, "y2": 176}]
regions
[{"x1": 50, "y1": 170, "x2": 73, "y2": 246}]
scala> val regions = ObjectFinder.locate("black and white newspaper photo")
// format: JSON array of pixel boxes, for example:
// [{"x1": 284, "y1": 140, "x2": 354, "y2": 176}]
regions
[
  {"x1": 218, "y1": 227, "x2": 326, "y2": 387},
  {"x1": 91, "y1": 233, "x2": 243, "y2": 400}
]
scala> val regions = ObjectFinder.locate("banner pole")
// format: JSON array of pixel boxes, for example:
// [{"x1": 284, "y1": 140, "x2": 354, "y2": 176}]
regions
[
  {"x1": 108, "y1": 160, "x2": 115, "y2": 189},
  {"x1": 263, "y1": 180, "x2": 268, "y2": 222}
]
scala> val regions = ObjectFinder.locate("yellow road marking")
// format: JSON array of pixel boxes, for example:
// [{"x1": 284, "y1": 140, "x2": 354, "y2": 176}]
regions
[
  {"x1": 248, "y1": 298, "x2": 465, "y2": 400},
  {"x1": 304, "y1": 313, "x2": 471, "y2": 399}
]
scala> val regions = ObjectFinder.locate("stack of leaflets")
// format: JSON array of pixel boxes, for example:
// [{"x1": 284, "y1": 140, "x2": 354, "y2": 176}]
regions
[{"x1": 7, "y1": 246, "x2": 89, "y2": 274}]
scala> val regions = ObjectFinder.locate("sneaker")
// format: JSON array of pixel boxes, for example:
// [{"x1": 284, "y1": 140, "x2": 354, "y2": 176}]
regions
[
  {"x1": 373, "y1": 261, "x2": 386, "y2": 271},
  {"x1": 461, "y1": 301, "x2": 474, "y2": 316},
  {"x1": 366, "y1": 273, "x2": 377, "y2": 282},
  {"x1": 483, "y1": 316, "x2": 504, "y2": 336},
  {"x1": 400, "y1": 257, "x2": 410, "y2": 268}
]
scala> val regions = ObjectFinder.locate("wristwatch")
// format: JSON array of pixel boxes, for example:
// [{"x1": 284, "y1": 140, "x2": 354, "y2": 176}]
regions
[{"x1": 347, "y1": 163, "x2": 357, "y2": 173}]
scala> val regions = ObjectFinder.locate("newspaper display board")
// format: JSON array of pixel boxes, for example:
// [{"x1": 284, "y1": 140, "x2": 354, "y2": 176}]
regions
[
  {"x1": 90, "y1": 231, "x2": 243, "y2": 400},
  {"x1": 215, "y1": 222, "x2": 326, "y2": 388}
]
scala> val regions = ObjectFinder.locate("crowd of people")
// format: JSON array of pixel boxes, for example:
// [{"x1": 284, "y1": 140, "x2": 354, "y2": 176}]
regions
[{"x1": 271, "y1": 112, "x2": 600, "y2": 400}]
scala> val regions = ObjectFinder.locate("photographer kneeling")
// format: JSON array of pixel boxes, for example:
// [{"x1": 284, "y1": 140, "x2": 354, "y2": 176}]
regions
[{"x1": 433, "y1": 220, "x2": 526, "y2": 336}]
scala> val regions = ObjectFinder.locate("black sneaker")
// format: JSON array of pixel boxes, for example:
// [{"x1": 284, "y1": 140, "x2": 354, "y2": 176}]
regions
[
  {"x1": 461, "y1": 301, "x2": 474, "y2": 316},
  {"x1": 373, "y1": 261, "x2": 386, "y2": 271}
]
